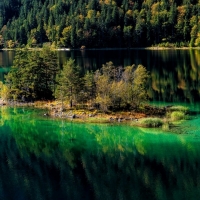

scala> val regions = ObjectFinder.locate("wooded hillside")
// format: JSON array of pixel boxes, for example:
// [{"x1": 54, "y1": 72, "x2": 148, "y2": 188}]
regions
[{"x1": 0, "y1": 0, "x2": 199, "y2": 48}]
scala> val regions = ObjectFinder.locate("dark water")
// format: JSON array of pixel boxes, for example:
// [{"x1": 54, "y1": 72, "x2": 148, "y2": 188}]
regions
[
  {"x1": 1, "y1": 49, "x2": 200, "y2": 102},
  {"x1": 1, "y1": 49, "x2": 200, "y2": 199},
  {"x1": 58, "y1": 49, "x2": 200, "y2": 102},
  {"x1": 1, "y1": 107, "x2": 200, "y2": 200}
]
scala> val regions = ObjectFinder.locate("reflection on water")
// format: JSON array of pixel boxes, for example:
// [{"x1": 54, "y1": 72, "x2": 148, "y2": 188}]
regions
[
  {"x1": 1, "y1": 107, "x2": 200, "y2": 199},
  {"x1": 148, "y1": 50, "x2": 200, "y2": 103},
  {"x1": 0, "y1": 50, "x2": 15, "y2": 67},
  {"x1": 0, "y1": 50, "x2": 15, "y2": 82},
  {"x1": 1, "y1": 49, "x2": 200, "y2": 103}
]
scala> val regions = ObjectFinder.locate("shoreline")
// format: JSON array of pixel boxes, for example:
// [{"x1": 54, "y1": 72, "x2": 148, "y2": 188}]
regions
[
  {"x1": 0, "y1": 99, "x2": 176, "y2": 125},
  {"x1": 0, "y1": 99, "x2": 192, "y2": 134},
  {"x1": 0, "y1": 99, "x2": 163, "y2": 120},
  {"x1": 1, "y1": 46, "x2": 200, "y2": 51}
]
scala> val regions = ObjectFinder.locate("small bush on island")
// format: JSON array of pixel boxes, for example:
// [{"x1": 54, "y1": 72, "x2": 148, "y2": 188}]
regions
[
  {"x1": 170, "y1": 111, "x2": 186, "y2": 121},
  {"x1": 139, "y1": 118, "x2": 163, "y2": 128},
  {"x1": 167, "y1": 106, "x2": 189, "y2": 113}
]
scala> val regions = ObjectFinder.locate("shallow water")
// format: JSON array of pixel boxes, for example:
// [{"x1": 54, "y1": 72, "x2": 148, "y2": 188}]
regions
[{"x1": 1, "y1": 106, "x2": 200, "y2": 200}]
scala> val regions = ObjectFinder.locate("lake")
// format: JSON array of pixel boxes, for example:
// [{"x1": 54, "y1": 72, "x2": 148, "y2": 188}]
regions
[
  {"x1": 1, "y1": 106, "x2": 200, "y2": 199},
  {"x1": 1, "y1": 49, "x2": 200, "y2": 199}
]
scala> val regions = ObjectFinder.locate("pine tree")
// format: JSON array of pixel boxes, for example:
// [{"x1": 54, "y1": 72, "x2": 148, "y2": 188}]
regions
[{"x1": 55, "y1": 58, "x2": 82, "y2": 108}]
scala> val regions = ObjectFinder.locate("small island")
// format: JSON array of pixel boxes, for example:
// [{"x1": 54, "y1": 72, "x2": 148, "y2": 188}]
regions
[{"x1": 0, "y1": 48, "x2": 193, "y2": 134}]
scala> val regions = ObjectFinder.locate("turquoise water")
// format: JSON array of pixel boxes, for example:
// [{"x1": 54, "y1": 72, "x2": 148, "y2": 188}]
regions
[{"x1": 1, "y1": 106, "x2": 200, "y2": 199}]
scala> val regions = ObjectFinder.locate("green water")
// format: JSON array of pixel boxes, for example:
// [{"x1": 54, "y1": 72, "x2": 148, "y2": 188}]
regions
[{"x1": 1, "y1": 106, "x2": 200, "y2": 200}]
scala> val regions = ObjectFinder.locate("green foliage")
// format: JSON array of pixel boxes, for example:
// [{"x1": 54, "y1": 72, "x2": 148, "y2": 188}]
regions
[
  {"x1": 0, "y1": 81, "x2": 9, "y2": 100},
  {"x1": 4, "y1": 48, "x2": 59, "y2": 101},
  {"x1": 83, "y1": 71, "x2": 95, "y2": 103},
  {"x1": 0, "y1": 0, "x2": 199, "y2": 48},
  {"x1": 55, "y1": 58, "x2": 82, "y2": 107},
  {"x1": 120, "y1": 64, "x2": 149, "y2": 109},
  {"x1": 170, "y1": 111, "x2": 186, "y2": 121},
  {"x1": 167, "y1": 106, "x2": 189, "y2": 113},
  {"x1": 139, "y1": 118, "x2": 163, "y2": 128},
  {"x1": 94, "y1": 62, "x2": 149, "y2": 111}
]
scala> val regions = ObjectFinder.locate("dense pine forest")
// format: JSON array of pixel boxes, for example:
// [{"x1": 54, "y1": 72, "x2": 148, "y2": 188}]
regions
[{"x1": 0, "y1": 0, "x2": 200, "y2": 48}]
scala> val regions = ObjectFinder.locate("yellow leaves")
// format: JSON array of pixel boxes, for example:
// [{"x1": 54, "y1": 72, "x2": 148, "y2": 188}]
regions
[
  {"x1": 151, "y1": 2, "x2": 160, "y2": 14},
  {"x1": 123, "y1": 65, "x2": 134, "y2": 82},
  {"x1": 86, "y1": 10, "x2": 95, "y2": 19},
  {"x1": 190, "y1": 16, "x2": 197, "y2": 26},
  {"x1": 99, "y1": 0, "x2": 116, "y2": 6},
  {"x1": 7, "y1": 40, "x2": 16, "y2": 48},
  {"x1": 95, "y1": 63, "x2": 149, "y2": 110},
  {"x1": 50, "y1": 5, "x2": 56, "y2": 11},
  {"x1": 62, "y1": 26, "x2": 72, "y2": 36},
  {"x1": 96, "y1": 94, "x2": 110, "y2": 102},
  {"x1": 0, "y1": 81, "x2": 10, "y2": 100},
  {"x1": 96, "y1": 11, "x2": 101, "y2": 18},
  {"x1": 190, "y1": 25, "x2": 198, "y2": 38},
  {"x1": 126, "y1": 10, "x2": 133, "y2": 17},
  {"x1": 31, "y1": 38, "x2": 37, "y2": 45},
  {"x1": 96, "y1": 75, "x2": 110, "y2": 93},
  {"x1": 144, "y1": 0, "x2": 154, "y2": 7},
  {"x1": 133, "y1": 65, "x2": 149, "y2": 86},
  {"x1": 139, "y1": 8, "x2": 146, "y2": 18},
  {"x1": 61, "y1": 26, "x2": 72, "y2": 44},
  {"x1": 177, "y1": 6, "x2": 186, "y2": 22},
  {"x1": 79, "y1": 14, "x2": 84, "y2": 22},
  {"x1": 177, "y1": 79, "x2": 186, "y2": 90},
  {"x1": 195, "y1": 37, "x2": 200, "y2": 47}
]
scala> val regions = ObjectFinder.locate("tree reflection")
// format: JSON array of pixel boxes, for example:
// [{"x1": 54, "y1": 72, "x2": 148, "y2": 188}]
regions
[
  {"x1": 149, "y1": 50, "x2": 200, "y2": 103},
  {"x1": 1, "y1": 107, "x2": 200, "y2": 199}
]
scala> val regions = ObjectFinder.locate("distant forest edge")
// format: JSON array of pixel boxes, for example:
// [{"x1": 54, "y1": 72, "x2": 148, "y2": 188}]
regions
[{"x1": 0, "y1": 0, "x2": 199, "y2": 49}]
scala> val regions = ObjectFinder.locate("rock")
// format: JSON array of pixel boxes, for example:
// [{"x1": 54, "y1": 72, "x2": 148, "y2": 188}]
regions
[
  {"x1": 125, "y1": 118, "x2": 131, "y2": 121},
  {"x1": 88, "y1": 113, "x2": 95, "y2": 117},
  {"x1": 109, "y1": 117, "x2": 115, "y2": 121},
  {"x1": 68, "y1": 114, "x2": 76, "y2": 119},
  {"x1": 118, "y1": 118, "x2": 123, "y2": 122}
]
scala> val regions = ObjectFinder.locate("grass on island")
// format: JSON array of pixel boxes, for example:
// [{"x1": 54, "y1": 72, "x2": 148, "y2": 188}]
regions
[
  {"x1": 2, "y1": 100, "x2": 193, "y2": 134},
  {"x1": 167, "y1": 105, "x2": 189, "y2": 113},
  {"x1": 137, "y1": 117, "x2": 163, "y2": 128}
]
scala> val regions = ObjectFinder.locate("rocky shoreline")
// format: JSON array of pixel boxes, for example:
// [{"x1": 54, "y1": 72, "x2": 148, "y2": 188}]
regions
[
  {"x1": 0, "y1": 99, "x2": 161, "y2": 123},
  {"x1": 0, "y1": 99, "x2": 189, "y2": 132},
  {"x1": 36, "y1": 101, "x2": 169, "y2": 125}
]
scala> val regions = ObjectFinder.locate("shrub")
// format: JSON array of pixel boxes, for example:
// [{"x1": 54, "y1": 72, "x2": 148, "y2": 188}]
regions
[
  {"x1": 170, "y1": 111, "x2": 185, "y2": 121},
  {"x1": 167, "y1": 106, "x2": 189, "y2": 113},
  {"x1": 162, "y1": 123, "x2": 170, "y2": 131},
  {"x1": 139, "y1": 118, "x2": 163, "y2": 128}
]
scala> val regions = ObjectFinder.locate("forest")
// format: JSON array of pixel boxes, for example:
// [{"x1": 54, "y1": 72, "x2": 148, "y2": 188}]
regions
[{"x1": 0, "y1": 0, "x2": 199, "y2": 48}]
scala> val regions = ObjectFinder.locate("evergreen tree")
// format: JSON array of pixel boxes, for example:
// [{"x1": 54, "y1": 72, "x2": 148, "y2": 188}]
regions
[
  {"x1": 4, "y1": 48, "x2": 59, "y2": 101},
  {"x1": 55, "y1": 58, "x2": 82, "y2": 108}
]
